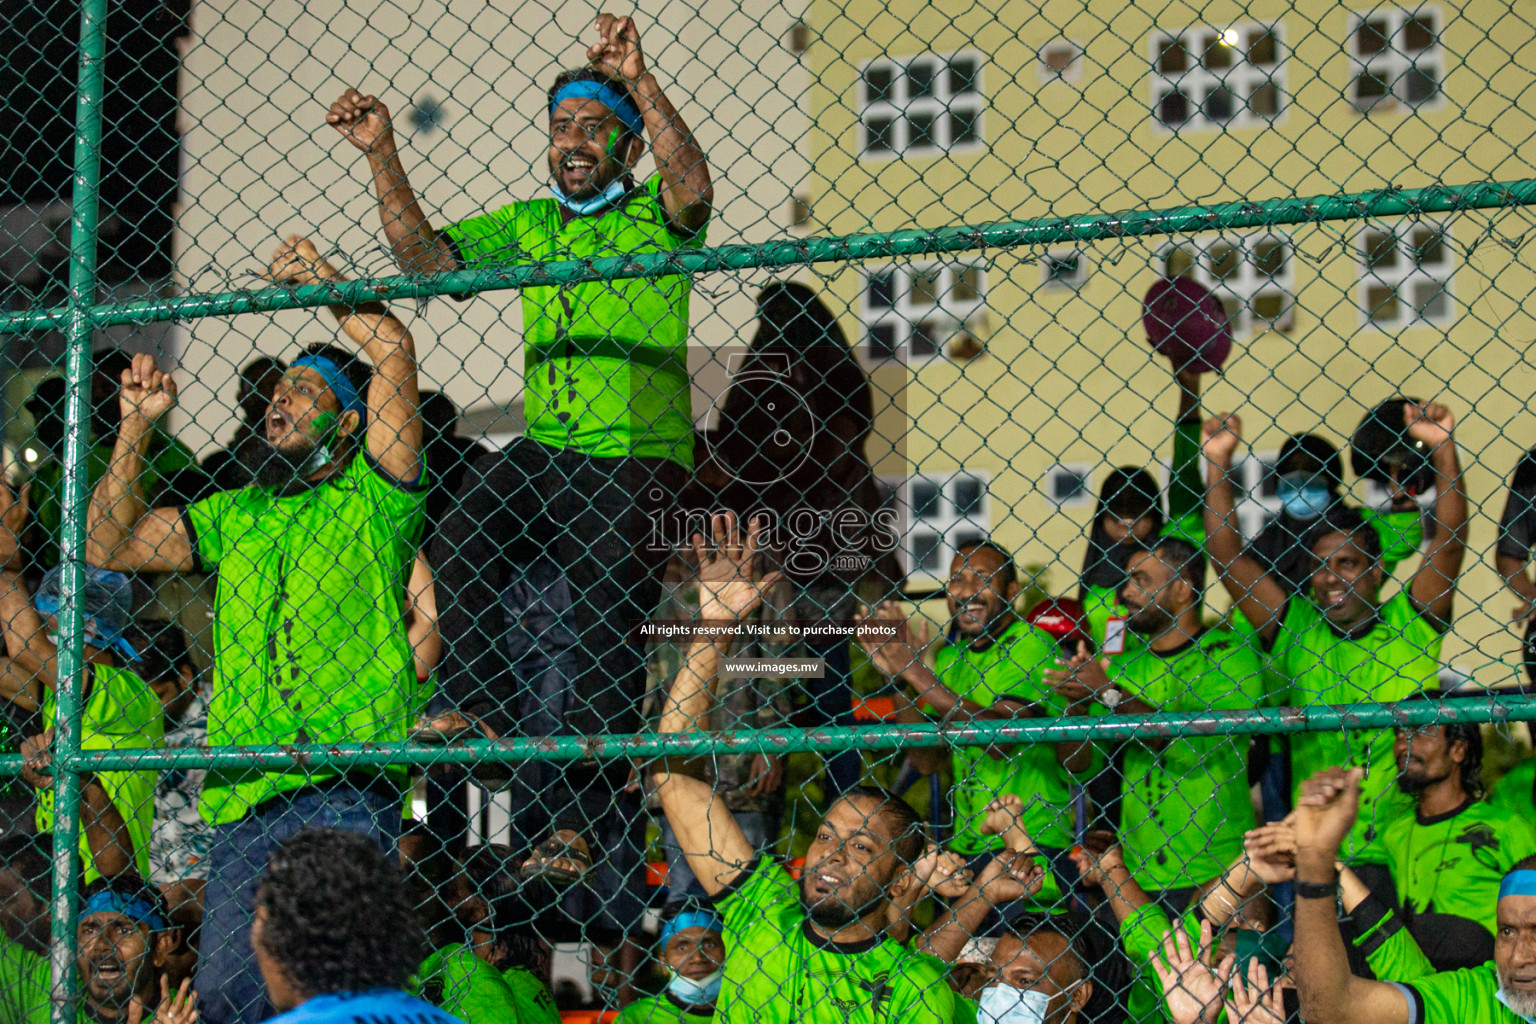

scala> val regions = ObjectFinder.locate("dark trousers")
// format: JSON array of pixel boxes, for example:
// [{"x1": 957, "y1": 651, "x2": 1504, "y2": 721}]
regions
[{"x1": 431, "y1": 438, "x2": 685, "y2": 739}]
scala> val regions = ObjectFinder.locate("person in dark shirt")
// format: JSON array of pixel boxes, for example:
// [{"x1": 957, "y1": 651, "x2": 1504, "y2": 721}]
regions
[{"x1": 1496, "y1": 448, "x2": 1536, "y2": 681}]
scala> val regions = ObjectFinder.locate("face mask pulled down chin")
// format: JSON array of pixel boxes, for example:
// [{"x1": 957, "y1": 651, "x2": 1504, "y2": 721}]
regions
[
  {"x1": 550, "y1": 175, "x2": 627, "y2": 214},
  {"x1": 978, "y1": 985, "x2": 1055, "y2": 1024},
  {"x1": 666, "y1": 968, "x2": 722, "y2": 1006}
]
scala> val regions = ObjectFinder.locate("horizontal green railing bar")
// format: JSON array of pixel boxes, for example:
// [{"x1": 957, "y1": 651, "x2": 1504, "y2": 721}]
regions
[
  {"x1": 11, "y1": 694, "x2": 1536, "y2": 773},
  {"x1": 0, "y1": 178, "x2": 1532, "y2": 335}
]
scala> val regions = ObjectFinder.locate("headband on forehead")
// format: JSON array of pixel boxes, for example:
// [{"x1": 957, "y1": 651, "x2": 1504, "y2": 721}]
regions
[
  {"x1": 291, "y1": 354, "x2": 366, "y2": 421},
  {"x1": 81, "y1": 891, "x2": 168, "y2": 932},
  {"x1": 660, "y1": 909, "x2": 723, "y2": 949},
  {"x1": 1500, "y1": 870, "x2": 1536, "y2": 901},
  {"x1": 550, "y1": 79, "x2": 643, "y2": 137}
]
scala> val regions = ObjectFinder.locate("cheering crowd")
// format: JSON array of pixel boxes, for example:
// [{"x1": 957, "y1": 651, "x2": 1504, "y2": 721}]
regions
[{"x1": 1, "y1": 11, "x2": 1535, "y2": 1024}]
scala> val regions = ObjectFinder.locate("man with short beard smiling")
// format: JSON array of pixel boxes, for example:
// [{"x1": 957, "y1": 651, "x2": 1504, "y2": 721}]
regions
[
  {"x1": 83, "y1": 236, "x2": 426, "y2": 1024},
  {"x1": 327, "y1": 12, "x2": 713, "y2": 891},
  {"x1": 858, "y1": 541, "x2": 1092, "y2": 912},
  {"x1": 1047, "y1": 538, "x2": 1262, "y2": 915},
  {"x1": 1378, "y1": 694, "x2": 1536, "y2": 966},
  {"x1": 1294, "y1": 766, "x2": 1536, "y2": 1024},
  {"x1": 1203, "y1": 404, "x2": 1466, "y2": 888},
  {"x1": 652, "y1": 515, "x2": 958, "y2": 1023}
]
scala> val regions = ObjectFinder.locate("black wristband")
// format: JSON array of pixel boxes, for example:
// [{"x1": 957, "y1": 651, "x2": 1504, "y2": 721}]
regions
[{"x1": 1295, "y1": 878, "x2": 1339, "y2": 900}]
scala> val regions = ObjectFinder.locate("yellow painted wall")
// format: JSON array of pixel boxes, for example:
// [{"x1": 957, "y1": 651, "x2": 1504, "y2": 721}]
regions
[{"x1": 806, "y1": 0, "x2": 1536, "y2": 684}]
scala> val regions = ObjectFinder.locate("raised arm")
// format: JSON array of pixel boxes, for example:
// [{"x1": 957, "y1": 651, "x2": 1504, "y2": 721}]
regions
[
  {"x1": 589, "y1": 14, "x2": 713, "y2": 233},
  {"x1": 651, "y1": 515, "x2": 781, "y2": 896},
  {"x1": 1293, "y1": 767, "x2": 1409, "y2": 1024},
  {"x1": 1201, "y1": 413, "x2": 1287, "y2": 642},
  {"x1": 1403, "y1": 402, "x2": 1466, "y2": 627},
  {"x1": 268, "y1": 237, "x2": 424, "y2": 483},
  {"x1": 327, "y1": 91, "x2": 457, "y2": 276},
  {"x1": 1071, "y1": 838, "x2": 1152, "y2": 925},
  {"x1": 83, "y1": 354, "x2": 193, "y2": 573},
  {"x1": 917, "y1": 850, "x2": 1043, "y2": 961}
]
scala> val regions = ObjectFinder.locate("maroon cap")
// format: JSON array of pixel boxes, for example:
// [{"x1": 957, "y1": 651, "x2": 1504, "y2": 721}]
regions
[
  {"x1": 1025, "y1": 597, "x2": 1091, "y2": 652},
  {"x1": 1141, "y1": 275, "x2": 1234, "y2": 374}
]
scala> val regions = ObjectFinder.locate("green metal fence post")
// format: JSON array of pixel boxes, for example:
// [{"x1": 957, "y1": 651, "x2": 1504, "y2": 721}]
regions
[{"x1": 49, "y1": 0, "x2": 109, "y2": 1013}]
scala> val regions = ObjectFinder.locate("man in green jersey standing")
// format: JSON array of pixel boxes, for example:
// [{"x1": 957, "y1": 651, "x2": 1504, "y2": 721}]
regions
[
  {"x1": 1381, "y1": 695, "x2": 1536, "y2": 966},
  {"x1": 1202, "y1": 404, "x2": 1465, "y2": 888},
  {"x1": 618, "y1": 908, "x2": 725, "y2": 1024},
  {"x1": 83, "y1": 237, "x2": 427, "y2": 1024},
  {"x1": 858, "y1": 540, "x2": 1093, "y2": 913},
  {"x1": 653, "y1": 515, "x2": 957, "y2": 1023},
  {"x1": 1293, "y1": 766, "x2": 1536, "y2": 1024},
  {"x1": 1049, "y1": 537, "x2": 1262, "y2": 914},
  {"x1": 327, "y1": 13, "x2": 712, "y2": 883}
]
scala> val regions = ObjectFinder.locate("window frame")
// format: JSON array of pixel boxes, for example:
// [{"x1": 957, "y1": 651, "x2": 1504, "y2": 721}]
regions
[
  {"x1": 1347, "y1": 6, "x2": 1446, "y2": 114},
  {"x1": 861, "y1": 260, "x2": 987, "y2": 363},
  {"x1": 882, "y1": 470, "x2": 992, "y2": 581},
  {"x1": 1356, "y1": 217, "x2": 1456, "y2": 329},
  {"x1": 1159, "y1": 231, "x2": 1296, "y2": 337},
  {"x1": 1046, "y1": 463, "x2": 1095, "y2": 509},
  {"x1": 1148, "y1": 21, "x2": 1287, "y2": 133},
  {"x1": 859, "y1": 50, "x2": 987, "y2": 159}
]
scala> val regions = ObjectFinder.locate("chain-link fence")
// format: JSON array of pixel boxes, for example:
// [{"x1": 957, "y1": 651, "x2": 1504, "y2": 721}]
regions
[{"x1": 3, "y1": 0, "x2": 1536, "y2": 1022}]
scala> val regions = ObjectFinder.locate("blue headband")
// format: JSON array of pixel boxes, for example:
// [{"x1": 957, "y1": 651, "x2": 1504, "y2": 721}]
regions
[
  {"x1": 81, "y1": 891, "x2": 168, "y2": 932},
  {"x1": 1500, "y1": 870, "x2": 1536, "y2": 901},
  {"x1": 291, "y1": 354, "x2": 365, "y2": 421},
  {"x1": 550, "y1": 79, "x2": 643, "y2": 137},
  {"x1": 660, "y1": 909, "x2": 723, "y2": 949}
]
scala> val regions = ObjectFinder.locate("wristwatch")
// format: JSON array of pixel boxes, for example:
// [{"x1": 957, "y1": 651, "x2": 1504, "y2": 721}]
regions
[{"x1": 1099, "y1": 687, "x2": 1124, "y2": 710}]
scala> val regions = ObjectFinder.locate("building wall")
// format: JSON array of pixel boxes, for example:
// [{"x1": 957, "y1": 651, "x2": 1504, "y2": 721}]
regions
[{"x1": 804, "y1": 0, "x2": 1536, "y2": 684}]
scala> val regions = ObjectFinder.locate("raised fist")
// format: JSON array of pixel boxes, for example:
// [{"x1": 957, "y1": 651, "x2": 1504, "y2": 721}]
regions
[
  {"x1": 326, "y1": 90, "x2": 396, "y2": 155},
  {"x1": 119, "y1": 352, "x2": 177, "y2": 424}
]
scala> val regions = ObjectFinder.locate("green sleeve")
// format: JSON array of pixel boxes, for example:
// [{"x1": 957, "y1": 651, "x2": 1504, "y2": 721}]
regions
[
  {"x1": 1350, "y1": 893, "x2": 1435, "y2": 983},
  {"x1": 0, "y1": 928, "x2": 48, "y2": 1024},
  {"x1": 1362, "y1": 508, "x2": 1423, "y2": 577},
  {"x1": 1119, "y1": 902, "x2": 1178, "y2": 965},
  {"x1": 1404, "y1": 963, "x2": 1503, "y2": 1023},
  {"x1": 714, "y1": 857, "x2": 795, "y2": 939},
  {"x1": 440, "y1": 204, "x2": 527, "y2": 266},
  {"x1": 1120, "y1": 905, "x2": 1204, "y2": 1024},
  {"x1": 182, "y1": 490, "x2": 229, "y2": 569},
  {"x1": 353, "y1": 454, "x2": 429, "y2": 544},
  {"x1": 415, "y1": 945, "x2": 521, "y2": 1024},
  {"x1": 1164, "y1": 411, "x2": 1206, "y2": 545},
  {"x1": 950, "y1": 994, "x2": 979, "y2": 1024},
  {"x1": 1489, "y1": 761, "x2": 1536, "y2": 821}
]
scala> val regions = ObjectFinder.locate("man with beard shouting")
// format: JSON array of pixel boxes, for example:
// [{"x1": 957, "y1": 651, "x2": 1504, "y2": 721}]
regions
[
  {"x1": 652, "y1": 515, "x2": 958, "y2": 1023},
  {"x1": 84, "y1": 236, "x2": 426, "y2": 1024}
]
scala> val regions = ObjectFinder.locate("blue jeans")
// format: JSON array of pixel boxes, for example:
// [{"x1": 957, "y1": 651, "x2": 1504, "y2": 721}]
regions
[{"x1": 196, "y1": 783, "x2": 402, "y2": 1024}]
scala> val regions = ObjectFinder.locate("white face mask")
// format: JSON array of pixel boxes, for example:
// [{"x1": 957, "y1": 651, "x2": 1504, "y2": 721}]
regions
[
  {"x1": 666, "y1": 967, "x2": 722, "y2": 1006},
  {"x1": 977, "y1": 985, "x2": 1053, "y2": 1024}
]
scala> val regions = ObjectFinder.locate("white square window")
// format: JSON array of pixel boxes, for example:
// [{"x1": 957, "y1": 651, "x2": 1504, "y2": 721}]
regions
[
  {"x1": 1349, "y1": 8, "x2": 1443, "y2": 112},
  {"x1": 860, "y1": 52, "x2": 985, "y2": 158},
  {"x1": 863, "y1": 261, "x2": 986, "y2": 362},
  {"x1": 1149, "y1": 23, "x2": 1285, "y2": 131},
  {"x1": 883, "y1": 471, "x2": 992, "y2": 578},
  {"x1": 1047, "y1": 464, "x2": 1094, "y2": 508},
  {"x1": 1358, "y1": 219, "x2": 1455, "y2": 328},
  {"x1": 1161, "y1": 233, "x2": 1295, "y2": 337},
  {"x1": 1041, "y1": 251, "x2": 1088, "y2": 290}
]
